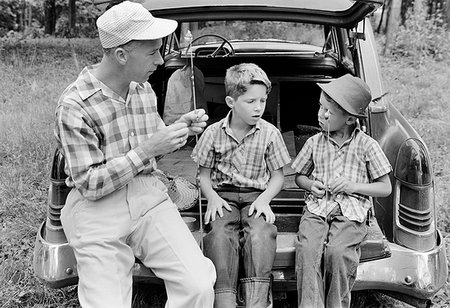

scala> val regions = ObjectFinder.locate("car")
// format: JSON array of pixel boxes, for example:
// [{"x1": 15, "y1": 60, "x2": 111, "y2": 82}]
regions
[{"x1": 33, "y1": 0, "x2": 448, "y2": 307}]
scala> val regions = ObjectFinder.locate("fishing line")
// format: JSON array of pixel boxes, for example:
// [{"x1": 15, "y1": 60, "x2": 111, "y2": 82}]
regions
[
  {"x1": 187, "y1": 31, "x2": 205, "y2": 252},
  {"x1": 323, "y1": 111, "x2": 331, "y2": 305}
]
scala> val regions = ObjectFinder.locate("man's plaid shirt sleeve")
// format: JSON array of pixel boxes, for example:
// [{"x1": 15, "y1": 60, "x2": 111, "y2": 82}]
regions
[{"x1": 56, "y1": 102, "x2": 149, "y2": 201}]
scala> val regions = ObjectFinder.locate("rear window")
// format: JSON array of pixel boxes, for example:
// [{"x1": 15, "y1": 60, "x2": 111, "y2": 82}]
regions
[{"x1": 177, "y1": 20, "x2": 325, "y2": 49}]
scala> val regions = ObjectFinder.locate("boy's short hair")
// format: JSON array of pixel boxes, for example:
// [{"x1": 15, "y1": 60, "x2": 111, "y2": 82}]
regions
[{"x1": 225, "y1": 63, "x2": 271, "y2": 99}]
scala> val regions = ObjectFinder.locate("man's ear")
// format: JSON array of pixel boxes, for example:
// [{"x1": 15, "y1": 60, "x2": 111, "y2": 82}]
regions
[
  {"x1": 114, "y1": 47, "x2": 128, "y2": 65},
  {"x1": 346, "y1": 115, "x2": 357, "y2": 125},
  {"x1": 225, "y1": 96, "x2": 234, "y2": 109}
]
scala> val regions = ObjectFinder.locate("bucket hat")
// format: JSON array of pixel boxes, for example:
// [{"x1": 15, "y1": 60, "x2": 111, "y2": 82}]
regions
[
  {"x1": 96, "y1": 1, "x2": 178, "y2": 49},
  {"x1": 317, "y1": 74, "x2": 372, "y2": 118}
]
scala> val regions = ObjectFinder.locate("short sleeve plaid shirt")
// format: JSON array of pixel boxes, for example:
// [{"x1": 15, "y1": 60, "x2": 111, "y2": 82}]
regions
[
  {"x1": 291, "y1": 128, "x2": 392, "y2": 222},
  {"x1": 192, "y1": 111, "x2": 291, "y2": 190},
  {"x1": 55, "y1": 65, "x2": 165, "y2": 200}
]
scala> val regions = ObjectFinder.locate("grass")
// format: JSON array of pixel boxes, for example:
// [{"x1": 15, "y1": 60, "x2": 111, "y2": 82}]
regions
[{"x1": 0, "y1": 37, "x2": 449, "y2": 307}]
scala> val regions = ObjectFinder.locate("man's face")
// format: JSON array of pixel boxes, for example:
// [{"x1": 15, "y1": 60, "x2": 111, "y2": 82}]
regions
[{"x1": 123, "y1": 39, "x2": 164, "y2": 83}]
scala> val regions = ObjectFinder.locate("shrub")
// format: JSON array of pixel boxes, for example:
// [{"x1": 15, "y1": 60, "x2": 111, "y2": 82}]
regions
[{"x1": 392, "y1": 2, "x2": 450, "y2": 64}]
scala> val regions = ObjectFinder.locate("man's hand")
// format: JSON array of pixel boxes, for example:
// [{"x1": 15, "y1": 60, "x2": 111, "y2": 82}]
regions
[
  {"x1": 204, "y1": 192, "x2": 232, "y2": 225},
  {"x1": 248, "y1": 199, "x2": 276, "y2": 224},
  {"x1": 140, "y1": 122, "x2": 189, "y2": 158},
  {"x1": 177, "y1": 109, "x2": 209, "y2": 136}
]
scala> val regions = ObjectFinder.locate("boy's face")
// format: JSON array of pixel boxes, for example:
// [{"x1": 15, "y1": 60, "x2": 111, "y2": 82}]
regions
[
  {"x1": 226, "y1": 84, "x2": 267, "y2": 127},
  {"x1": 318, "y1": 91, "x2": 354, "y2": 132}
]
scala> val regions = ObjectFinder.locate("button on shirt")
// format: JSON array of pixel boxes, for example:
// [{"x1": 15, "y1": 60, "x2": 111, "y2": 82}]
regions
[
  {"x1": 291, "y1": 128, "x2": 392, "y2": 222},
  {"x1": 192, "y1": 111, "x2": 291, "y2": 190},
  {"x1": 55, "y1": 65, "x2": 165, "y2": 200}
]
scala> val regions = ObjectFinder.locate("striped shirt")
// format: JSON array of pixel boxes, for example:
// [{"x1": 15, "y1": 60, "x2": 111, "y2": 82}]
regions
[
  {"x1": 192, "y1": 111, "x2": 291, "y2": 190},
  {"x1": 55, "y1": 65, "x2": 165, "y2": 200},
  {"x1": 291, "y1": 128, "x2": 392, "y2": 222}
]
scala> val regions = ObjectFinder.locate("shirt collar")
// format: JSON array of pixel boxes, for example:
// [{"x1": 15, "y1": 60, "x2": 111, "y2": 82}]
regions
[
  {"x1": 325, "y1": 123, "x2": 361, "y2": 147},
  {"x1": 221, "y1": 110, "x2": 261, "y2": 137},
  {"x1": 76, "y1": 65, "x2": 145, "y2": 102}
]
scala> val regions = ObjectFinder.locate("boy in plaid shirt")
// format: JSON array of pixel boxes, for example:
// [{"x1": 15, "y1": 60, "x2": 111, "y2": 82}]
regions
[
  {"x1": 192, "y1": 63, "x2": 291, "y2": 308},
  {"x1": 291, "y1": 74, "x2": 392, "y2": 308}
]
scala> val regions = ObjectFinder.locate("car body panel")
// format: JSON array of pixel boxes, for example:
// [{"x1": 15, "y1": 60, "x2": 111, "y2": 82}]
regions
[
  {"x1": 34, "y1": 1, "x2": 448, "y2": 306},
  {"x1": 140, "y1": 0, "x2": 382, "y2": 28}
]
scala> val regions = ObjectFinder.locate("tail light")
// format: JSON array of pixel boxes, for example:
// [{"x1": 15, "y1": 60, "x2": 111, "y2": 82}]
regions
[
  {"x1": 45, "y1": 149, "x2": 71, "y2": 243},
  {"x1": 393, "y1": 138, "x2": 436, "y2": 251}
]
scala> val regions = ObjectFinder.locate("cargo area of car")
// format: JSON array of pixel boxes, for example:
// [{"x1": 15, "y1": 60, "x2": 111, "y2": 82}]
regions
[{"x1": 157, "y1": 55, "x2": 392, "y2": 277}]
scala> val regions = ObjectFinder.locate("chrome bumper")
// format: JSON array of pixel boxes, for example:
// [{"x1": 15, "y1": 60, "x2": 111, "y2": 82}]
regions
[
  {"x1": 353, "y1": 229, "x2": 448, "y2": 299},
  {"x1": 33, "y1": 222, "x2": 78, "y2": 289},
  {"x1": 34, "y1": 220, "x2": 447, "y2": 301}
]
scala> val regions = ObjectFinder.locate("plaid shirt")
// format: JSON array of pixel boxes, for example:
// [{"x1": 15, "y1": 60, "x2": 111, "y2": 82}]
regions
[
  {"x1": 192, "y1": 111, "x2": 291, "y2": 190},
  {"x1": 291, "y1": 128, "x2": 392, "y2": 222},
  {"x1": 55, "y1": 65, "x2": 165, "y2": 200}
]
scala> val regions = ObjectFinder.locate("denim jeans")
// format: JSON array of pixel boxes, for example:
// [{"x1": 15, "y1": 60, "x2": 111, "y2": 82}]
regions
[
  {"x1": 204, "y1": 188, "x2": 277, "y2": 307},
  {"x1": 295, "y1": 206, "x2": 367, "y2": 308}
]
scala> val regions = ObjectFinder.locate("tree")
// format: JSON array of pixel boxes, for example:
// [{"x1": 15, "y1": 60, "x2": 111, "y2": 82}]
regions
[
  {"x1": 69, "y1": 0, "x2": 76, "y2": 36},
  {"x1": 44, "y1": 0, "x2": 56, "y2": 34},
  {"x1": 384, "y1": 0, "x2": 402, "y2": 55}
]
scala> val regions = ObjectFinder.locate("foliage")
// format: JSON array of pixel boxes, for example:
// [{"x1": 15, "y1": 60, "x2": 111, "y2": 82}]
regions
[
  {"x1": 391, "y1": 2, "x2": 450, "y2": 65},
  {"x1": 55, "y1": 0, "x2": 102, "y2": 38},
  {"x1": 0, "y1": 0, "x2": 102, "y2": 39},
  {"x1": 0, "y1": 14, "x2": 449, "y2": 306}
]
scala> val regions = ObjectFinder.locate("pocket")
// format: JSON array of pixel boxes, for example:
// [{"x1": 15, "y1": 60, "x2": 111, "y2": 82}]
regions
[
  {"x1": 127, "y1": 175, "x2": 169, "y2": 220},
  {"x1": 60, "y1": 188, "x2": 86, "y2": 244}
]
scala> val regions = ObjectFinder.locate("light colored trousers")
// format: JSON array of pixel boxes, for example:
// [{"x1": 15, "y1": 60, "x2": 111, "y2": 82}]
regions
[{"x1": 61, "y1": 175, "x2": 216, "y2": 308}]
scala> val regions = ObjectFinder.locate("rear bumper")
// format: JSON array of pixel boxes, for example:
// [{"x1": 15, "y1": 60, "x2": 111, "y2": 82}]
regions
[
  {"x1": 353, "y1": 229, "x2": 448, "y2": 299},
  {"x1": 34, "y1": 221, "x2": 447, "y2": 301}
]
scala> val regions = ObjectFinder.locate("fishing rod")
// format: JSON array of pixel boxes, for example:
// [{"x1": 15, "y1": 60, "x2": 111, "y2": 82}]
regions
[{"x1": 185, "y1": 30, "x2": 205, "y2": 252}]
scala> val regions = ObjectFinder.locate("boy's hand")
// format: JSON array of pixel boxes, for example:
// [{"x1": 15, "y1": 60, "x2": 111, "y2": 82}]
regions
[
  {"x1": 177, "y1": 109, "x2": 209, "y2": 136},
  {"x1": 248, "y1": 200, "x2": 276, "y2": 224},
  {"x1": 204, "y1": 193, "x2": 232, "y2": 225},
  {"x1": 329, "y1": 177, "x2": 356, "y2": 195},
  {"x1": 310, "y1": 180, "x2": 326, "y2": 198}
]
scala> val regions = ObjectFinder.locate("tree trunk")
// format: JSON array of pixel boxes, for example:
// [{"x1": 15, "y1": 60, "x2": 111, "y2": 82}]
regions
[
  {"x1": 384, "y1": 0, "x2": 402, "y2": 55},
  {"x1": 69, "y1": 0, "x2": 76, "y2": 37},
  {"x1": 44, "y1": 0, "x2": 56, "y2": 35},
  {"x1": 445, "y1": 0, "x2": 450, "y2": 28}
]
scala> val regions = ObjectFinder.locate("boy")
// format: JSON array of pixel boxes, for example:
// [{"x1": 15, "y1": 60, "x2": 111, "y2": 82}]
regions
[
  {"x1": 291, "y1": 74, "x2": 392, "y2": 308},
  {"x1": 192, "y1": 63, "x2": 291, "y2": 308}
]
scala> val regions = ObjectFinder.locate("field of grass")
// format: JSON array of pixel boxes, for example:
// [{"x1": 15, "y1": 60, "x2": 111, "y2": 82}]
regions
[{"x1": 0, "y1": 37, "x2": 448, "y2": 307}]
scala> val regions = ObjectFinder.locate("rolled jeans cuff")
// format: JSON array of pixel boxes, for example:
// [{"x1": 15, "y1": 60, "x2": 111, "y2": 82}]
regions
[
  {"x1": 215, "y1": 288, "x2": 237, "y2": 295},
  {"x1": 240, "y1": 277, "x2": 271, "y2": 283}
]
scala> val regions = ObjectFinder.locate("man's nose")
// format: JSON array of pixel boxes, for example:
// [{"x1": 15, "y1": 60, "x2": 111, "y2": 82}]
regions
[{"x1": 155, "y1": 52, "x2": 164, "y2": 65}]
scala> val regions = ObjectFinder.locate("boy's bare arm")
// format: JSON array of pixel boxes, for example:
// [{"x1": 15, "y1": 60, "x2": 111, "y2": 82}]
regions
[
  {"x1": 249, "y1": 168, "x2": 284, "y2": 223},
  {"x1": 329, "y1": 173, "x2": 392, "y2": 198},
  {"x1": 295, "y1": 174, "x2": 326, "y2": 198},
  {"x1": 198, "y1": 166, "x2": 232, "y2": 224}
]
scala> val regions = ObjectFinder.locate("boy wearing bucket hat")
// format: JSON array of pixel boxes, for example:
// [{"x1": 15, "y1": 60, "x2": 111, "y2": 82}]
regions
[
  {"x1": 291, "y1": 74, "x2": 392, "y2": 307},
  {"x1": 54, "y1": 2, "x2": 215, "y2": 307},
  {"x1": 192, "y1": 63, "x2": 291, "y2": 308}
]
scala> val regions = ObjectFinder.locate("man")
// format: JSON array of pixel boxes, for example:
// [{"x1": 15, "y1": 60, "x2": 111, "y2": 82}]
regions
[{"x1": 55, "y1": 2, "x2": 216, "y2": 307}]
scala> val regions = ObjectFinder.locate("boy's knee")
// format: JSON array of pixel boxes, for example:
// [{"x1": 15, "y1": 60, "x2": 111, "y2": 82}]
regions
[
  {"x1": 325, "y1": 245, "x2": 348, "y2": 263},
  {"x1": 247, "y1": 220, "x2": 277, "y2": 241}
]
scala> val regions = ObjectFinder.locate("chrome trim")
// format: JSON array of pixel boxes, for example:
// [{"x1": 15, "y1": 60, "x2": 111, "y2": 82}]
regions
[
  {"x1": 33, "y1": 222, "x2": 78, "y2": 289},
  {"x1": 34, "y1": 220, "x2": 447, "y2": 301},
  {"x1": 354, "y1": 230, "x2": 448, "y2": 298}
]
